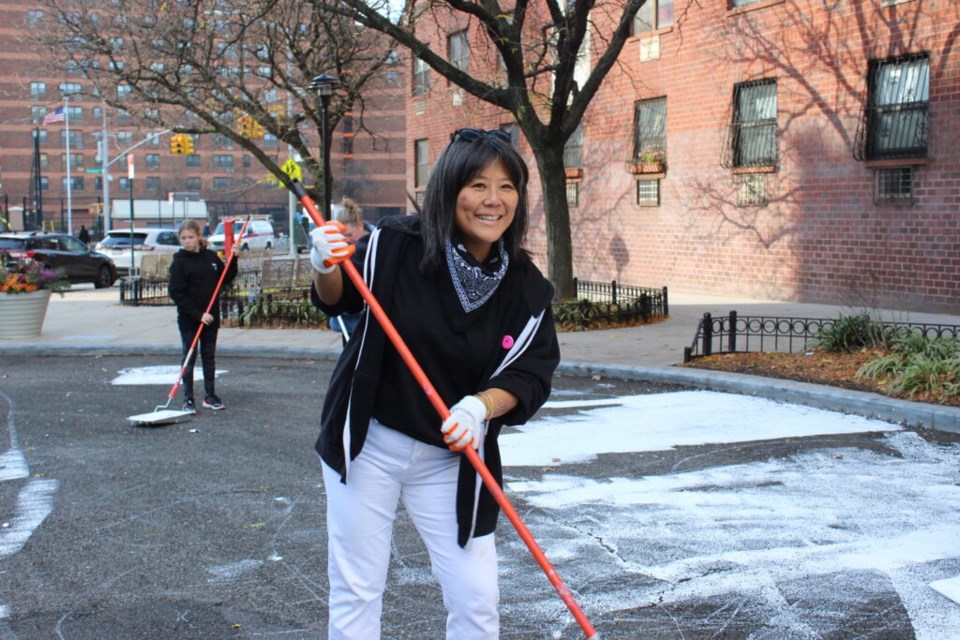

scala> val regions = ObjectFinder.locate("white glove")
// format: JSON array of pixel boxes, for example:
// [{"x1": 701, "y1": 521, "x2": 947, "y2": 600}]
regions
[
  {"x1": 310, "y1": 221, "x2": 354, "y2": 274},
  {"x1": 441, "y1": 395, "x2": 488, "y2": 451}
]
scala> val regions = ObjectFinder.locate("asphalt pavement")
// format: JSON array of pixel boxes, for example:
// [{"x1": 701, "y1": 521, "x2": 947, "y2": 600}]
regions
[
  {"x1": 3, "y1": 284, "x2": 960, "y2": 639},
  {"x1": 3, "y1": 283, "x2": 959, "y2": 435}
]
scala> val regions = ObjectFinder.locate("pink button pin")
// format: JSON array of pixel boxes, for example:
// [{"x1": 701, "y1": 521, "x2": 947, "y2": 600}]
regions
[{"x1": 501, "y1": 335, "x2": 514, "y2": 349}]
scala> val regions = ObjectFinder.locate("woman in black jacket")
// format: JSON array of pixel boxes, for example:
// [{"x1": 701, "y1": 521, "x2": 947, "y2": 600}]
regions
[
  {"x1": 310, "y1": 128, "x2": 560, "y2": 639},
  {"x1": 168, "y1": 219, "x2": 239, "y2": 413}
]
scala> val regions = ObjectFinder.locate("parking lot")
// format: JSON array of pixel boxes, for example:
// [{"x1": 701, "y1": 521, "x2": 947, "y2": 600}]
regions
[{"x1": 2, "y1": 354, "x2": 959, "y2": 639}]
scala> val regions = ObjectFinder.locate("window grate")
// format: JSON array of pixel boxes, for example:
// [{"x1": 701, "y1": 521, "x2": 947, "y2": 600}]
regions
[
  {"x1": 636, "y1": 179, "x2": 661, "y2": 206},
  {"x1": 854, "y1": 53, "x2": 929, "y2": 161},
  {"x1": 875, "y1": 167, "x2": 913, "y2": 202},
  {"x1": 724, "y1": 79, "x2": 778, "y2": 169},
  {"x1": 737, "y1": 174, "x2": 767, "y2": 207}
]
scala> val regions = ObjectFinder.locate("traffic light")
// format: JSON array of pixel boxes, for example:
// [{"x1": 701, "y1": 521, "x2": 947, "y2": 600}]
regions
[
  {"x1": 170, "y1": 134, "x2": 185, "y2": 155},
  {"x1": 183, "y1": 135, "x2": 195, "y2": 154},
  {"x1": 237, "y1": 116, "x2": 251, "y2": 137},
  {"x1": 250, "y1": 121, "x2": 264, "y2": 139}
]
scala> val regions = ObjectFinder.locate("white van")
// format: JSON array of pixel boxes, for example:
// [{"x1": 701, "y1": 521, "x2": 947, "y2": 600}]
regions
[
  {"x1": 94, "y1": 228, "x2": 181, "y2": 276},
  {"x1": 209, "y1": 219, "x2": 275, "y2": 251}
]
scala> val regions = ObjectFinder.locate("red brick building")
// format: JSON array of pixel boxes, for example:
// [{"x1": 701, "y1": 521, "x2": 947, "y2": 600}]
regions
[
  {"x1": 0, "y1": 1, "x2": 406, "y2": 238},
  {"x1": 406, "y1": 0, "x2": 960, "y2": 313}
]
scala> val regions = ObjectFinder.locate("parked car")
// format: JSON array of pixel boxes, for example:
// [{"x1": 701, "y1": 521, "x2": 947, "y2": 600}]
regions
[
  {"x1": 95, "y1": 228, "x2": 181, "y2": 276},
  {"x1": 0, "y1": 231, "x2": 117, "y2": 288},
  {"x1": 209, "y1": 219, "x2": 275, "y2": 252}
]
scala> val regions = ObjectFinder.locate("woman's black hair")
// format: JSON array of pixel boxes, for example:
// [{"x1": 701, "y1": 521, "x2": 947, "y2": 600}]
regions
[{"x1": 417, "y1": 130, "x2": 530, "y2": 271}]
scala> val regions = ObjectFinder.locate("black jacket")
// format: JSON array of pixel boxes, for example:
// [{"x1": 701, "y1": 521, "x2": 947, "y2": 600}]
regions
[
  {"x1": 168, "y1": 248, "x2": 238, "y2": 323},
  {"x1": 312, "y1": 216, "x2": 560, "y2": 546}
]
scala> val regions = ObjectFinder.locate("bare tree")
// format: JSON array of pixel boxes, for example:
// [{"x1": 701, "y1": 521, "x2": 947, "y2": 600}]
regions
[
  {"x1": 35, "y1": 0, "x2": 398, "y2": 208},
  {"x1": 314, "y1": 0, "x2": 649, "y2": 299}
]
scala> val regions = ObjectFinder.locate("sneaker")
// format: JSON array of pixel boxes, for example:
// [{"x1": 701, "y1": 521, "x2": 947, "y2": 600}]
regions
[
  {"x1": 181, "y1": 399, "x2": 197, "y2": 414},
  {"x1": 202, "y1": 394, "x2": 224, "y2": 411}
]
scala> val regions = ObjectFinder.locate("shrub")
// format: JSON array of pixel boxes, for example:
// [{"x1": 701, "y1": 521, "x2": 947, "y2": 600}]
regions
[{"x1": 814, "y1": 314, "x2": 887, "y2": 353}]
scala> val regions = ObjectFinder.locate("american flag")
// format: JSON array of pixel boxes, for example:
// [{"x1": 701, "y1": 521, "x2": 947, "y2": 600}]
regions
[{"x1": 41, "y1": 106, "x2": 65, "y2": 126}]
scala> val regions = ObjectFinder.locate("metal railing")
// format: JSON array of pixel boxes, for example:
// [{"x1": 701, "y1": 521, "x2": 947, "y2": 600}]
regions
[
  {"x1": 684, "y1": 311, "x2": 960, "y2": 362},
  {"x1": 573, "y1": 279, "x2": 668, "y2": 321}
]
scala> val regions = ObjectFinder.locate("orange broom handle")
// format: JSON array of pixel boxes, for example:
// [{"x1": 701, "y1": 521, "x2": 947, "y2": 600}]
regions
[
  {"x1": 166, "y1": 219, "x2": 250, "y2": 401},
  {"x1": 291, "y1": 181, "x2": 600, "y2": 639}
]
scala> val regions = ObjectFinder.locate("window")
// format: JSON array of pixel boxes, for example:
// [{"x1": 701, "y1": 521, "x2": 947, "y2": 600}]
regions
[
  {"x1": 61, "y1": 130, "x2": 84, "y2": 149},
  {"x1": 40, "y1": 177, "x2": 50, "y2": 191},
  {"x1": 35, "y1": 130, "x2": 49, "y2": 144},
  {"x1": 632, "y1": 0, "x2": 674, "y2": 34},
  {"x1": 67, "y1": 106, "x2": 82, "y2": 125},
  {"x1": 632, "y1": 97, "x2": 667, "y2": 168},
  {"x1": 117, "y1": 85, "x2": 131, "y2": 100},
  {"x1": 730, "y1": 79, "x2": 777, "y2": 168},
  {"x1": 731, "y1": 0, "x2": 765, "y2": 6},
  {"x1": 145, "y1": 154, "x2": 160, "y2": 169},
  {"x1": 242, "y1": 155, "x2": 251, "y2": 168},
  {"x1": 31, "y1": 106, "x2": 46, "y2": 124},
  {"x1": 875, "y1": 167, "x2": 913, "y2": 203},
  {"x1": 737, "y1": 174, "x2": 768, "y2": 207},
  {"x1": 118, "y1": 177, "x2": 131, "y2": 191},
  {"x1": 39, "y1": 153, "x2": 49, "y2": 169},
  {"x1": 212, "y1": 177, "x2": 233, "y2": 189},
  {"x1": 59, "y1": 82, "x2": 82, "y2": 96},
  {"x1": 62, "y1": 176, "x2": 84, "y2": 191},
  {"x1": 413, "y1": 57, "x2": 430, "y2": 96},
  {"x1": 186, "y1": 177, "x2": 201, "y2": 191},
  {"x1": 145, "y1": 177, "x2": 161, "y2": 192},
  {"x1": 862, "y1": 53, "x2": 929, "y2": 160},
  {"x1": 566, "y1": 181, "x2": 579, "y2": 207},
  {"x1": 499, "y1": 123, "x2": 521, "y2": 149},
  {"x1": 186, "y1": 154, "x2": 201, "y2": 168},
  {"x1": 448, "y1": 31, "x2": 470, "y2": 74},
  {"x1": 116, "y1": 131, "x2": 133, "y2": 146},
  {"x1": 637, "y1": 179, "x2": 661, "y2": 206},
  {"x1": 564, "y1": 123, "x2": 584, "y2": 169},
  {"x1": 30, "y1": 82, "x2": 46, "y2": 99},
  {"x1": 415, "y1": 139, "x2": 429, "y2": 191},
  {"x1": 212, "y1": 155, "x2": 234, "y2": 170},
  {"x1": 61, "y1": 153, "x2": 84, "y2": 168}
]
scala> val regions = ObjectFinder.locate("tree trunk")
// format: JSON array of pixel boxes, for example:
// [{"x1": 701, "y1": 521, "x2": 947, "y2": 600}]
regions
[{"x1": 531, "y1": 146, "x2": 575, "y2": 301}]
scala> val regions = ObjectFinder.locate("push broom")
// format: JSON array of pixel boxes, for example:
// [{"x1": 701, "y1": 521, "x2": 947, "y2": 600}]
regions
[
  {"x1": 289, "y1": 180, "x2": 602, "y2": 639},
  {"x1": 128, "y1": 219, "x2": 250, "y2": 427}
]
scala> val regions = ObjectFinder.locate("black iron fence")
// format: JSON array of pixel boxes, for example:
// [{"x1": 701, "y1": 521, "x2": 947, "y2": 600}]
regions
[
  {"x1": 684, "y1": 311, "x2": 960, "y2": 362},
  {"x1": 572, "y1": 279, "x2": 668, "y2": 322},
  {"x1": 119, "y1": 270, "x2": 667, "y2": 330}
]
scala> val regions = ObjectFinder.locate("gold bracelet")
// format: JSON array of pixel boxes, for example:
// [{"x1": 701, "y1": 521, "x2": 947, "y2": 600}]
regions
[{"x1": 474, "y1": 391, "x2": 494, "y2": 421}]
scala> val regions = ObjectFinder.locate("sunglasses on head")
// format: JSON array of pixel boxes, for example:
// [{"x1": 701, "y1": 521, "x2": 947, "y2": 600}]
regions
[{"x1": 450, "y1": 128, "x2": 512, "y2": 143}]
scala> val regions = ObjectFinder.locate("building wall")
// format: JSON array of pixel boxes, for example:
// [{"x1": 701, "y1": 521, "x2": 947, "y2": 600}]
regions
[{"x1": 405, "y1": 0, "x2": 960, "y2": 313}]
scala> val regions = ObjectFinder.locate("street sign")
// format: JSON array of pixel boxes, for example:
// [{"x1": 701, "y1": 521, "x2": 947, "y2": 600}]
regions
[
  {"x1": 85, "y1": 167, "x2": 102, "y2": 174},
  {"x1": 281, "y1": 158, "x2": 302, "y2": 181}
]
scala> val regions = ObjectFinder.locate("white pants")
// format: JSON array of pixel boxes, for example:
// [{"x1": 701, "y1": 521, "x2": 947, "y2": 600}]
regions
[{"x1": 322, "y1": 419, "x2": 499, "y2": 639}]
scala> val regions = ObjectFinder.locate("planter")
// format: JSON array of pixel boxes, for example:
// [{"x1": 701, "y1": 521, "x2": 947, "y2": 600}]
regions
[
  {"x1": 0, "y1": 289, "x2": 52, "y2": 340},
  {"x1": 627, "y1": 160, "x2": 666, "y2": 175}
]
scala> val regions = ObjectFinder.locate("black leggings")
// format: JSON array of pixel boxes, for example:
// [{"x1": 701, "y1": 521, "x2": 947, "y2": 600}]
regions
[{"x1": 178, "y1": 318, "x2": 218, "y2": 400}]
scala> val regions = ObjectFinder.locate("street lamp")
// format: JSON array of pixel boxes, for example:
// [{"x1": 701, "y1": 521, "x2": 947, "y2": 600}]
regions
[{"x1": 309, "y1": 73, "x2": 338, "y2": 221}]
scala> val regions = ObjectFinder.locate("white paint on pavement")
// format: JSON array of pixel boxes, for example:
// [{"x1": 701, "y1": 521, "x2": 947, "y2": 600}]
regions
[
  {"x1": 511, "y1": 390, "x2": 900, "y2": 466},
  {"x1": 0, "y1": 478, "x2": 59, "y2": 558},
  {"x1": 0, "y1": 449, "x2": 28, "y2": 482},
  {"x1": 931, "y1": 575, "x2": 960, "y2": 605},
  {"x1": 111, "y1": 365, "x2": 227, "y2": 386},
  {"x1": 500, "y1": 391, "x2": 960, "y2": 639}
]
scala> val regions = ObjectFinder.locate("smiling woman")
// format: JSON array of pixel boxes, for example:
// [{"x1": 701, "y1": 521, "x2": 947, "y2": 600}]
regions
[{"x1": 307, "y1": 127, "x2": 559, "y2": 637}]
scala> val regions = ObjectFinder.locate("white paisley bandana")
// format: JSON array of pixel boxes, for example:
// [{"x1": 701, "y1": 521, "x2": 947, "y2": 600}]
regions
[{"x1": 445, "y1": 237, "x2": 509, "y2": 313}]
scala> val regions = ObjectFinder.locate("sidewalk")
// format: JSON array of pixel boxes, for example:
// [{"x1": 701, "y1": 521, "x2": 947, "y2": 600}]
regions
[{"x1": 4, "y1": 284, "x2": 960, "y2": 433}]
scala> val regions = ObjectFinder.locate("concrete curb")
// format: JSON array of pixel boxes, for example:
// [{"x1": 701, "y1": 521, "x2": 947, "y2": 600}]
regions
[{"x1": 5, "y1": 344, "x2": 958, "y2": 436}]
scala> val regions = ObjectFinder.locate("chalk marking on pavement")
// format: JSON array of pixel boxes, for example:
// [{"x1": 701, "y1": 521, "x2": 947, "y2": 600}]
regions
[
  {"x1": 0, "y1": 449, "x2": 28, "y2": 482},
  {"x1": 0, "y1": 478, "x2": 59, "y2": 558}
]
